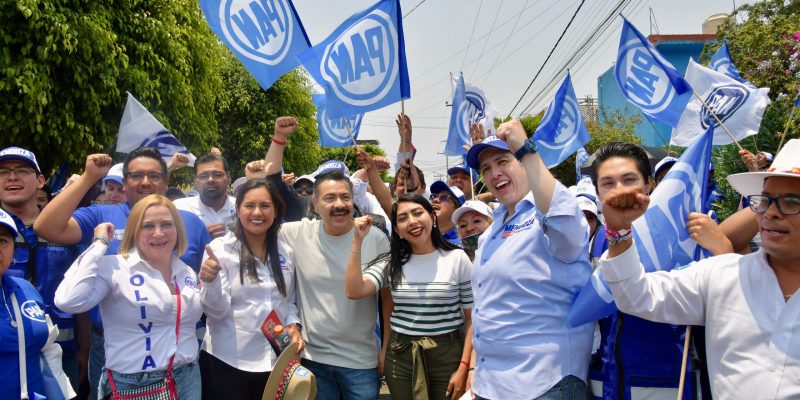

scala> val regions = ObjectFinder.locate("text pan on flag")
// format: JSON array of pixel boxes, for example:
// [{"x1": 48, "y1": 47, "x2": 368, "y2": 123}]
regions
[
  {"x1": 709, "y1": 44, "x2": 748, "y2": 85},
  {"x1": 200, "y1": 0, "x2": 310, "y2": 90},
  {"x1": 451, "y1": 75, "x2": 498, "y2": 136},
  {"x1": 533, "y1": 72, "x2": 590, "y2": 168},
  {"x1": 567, "y1": 127, "x2": 713, "y2": 327},
  {"x1": 298, "y1": 0, "x2": 410, "y2": 118},
  {"x1": 117, "y1": 92, "x2": 196, "y2": 166},
  {"x1": 671, "y1": 59, "x2": 770, "y2": 146},
  {"x1": 615, "y1": 16, "x2": 692, "y2": 127},
  {"x1": 313, "y1": 94, "x2": 363, "y2": 148},
  {"x1": 444, "y1": 73, "x2": 470, "y2": 156}
]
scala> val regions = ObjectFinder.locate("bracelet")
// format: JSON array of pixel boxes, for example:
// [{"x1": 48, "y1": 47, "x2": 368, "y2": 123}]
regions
[
  {"x1": 460, "y1": 359, "x2": 469, "y2": 367},
  {"x1": 606, "y1": 227, "x2": 633, "y2": 246},
  {"x1": 92, "y1": 236, "x2": 109, "y2": 246},
  {"x1": 271, "y1": 137, "x2": 287, "y2": 146}
]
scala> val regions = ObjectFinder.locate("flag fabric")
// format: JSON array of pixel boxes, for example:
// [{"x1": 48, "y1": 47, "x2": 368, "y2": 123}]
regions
[
  {"x1": 117, "y1": 93, "x2": 196, "y2": 166},
  {"x1": 567, "y1": 127, "x2": 714, "y2": 326},
  {"x1": 671, "y1": 59, "x2": 771, "y2": 146},
  {"x1": 532, "y1": 73, "x2": 591, "y2": 168},
  {"x1": 614, "y1": 16, "x2": 692, "y2": 127},
  {"x1": 313, "y1": 94, "x2": 363, "y2": 147},
  {"x1": 451, "y1": 75, "x2": 499, "y2": 136},
  {"x1": 708, "y1": 44, "x2": 748, "y2": 84},
  {"x1": 795, "y1": 91, "x2": 800, "y2": 107},
  {"x1": 298, "y1": 0, "x2": 410, "y2": 118},
  {"x1": 200, "y1": 0, "x2": 310, "y2": 90},
  {"x1": 444, "y1": 73, "x2": 470, "y2": 156},
  {"x1": 576, "y1": 147, "x2": 590, "y2": 183}
]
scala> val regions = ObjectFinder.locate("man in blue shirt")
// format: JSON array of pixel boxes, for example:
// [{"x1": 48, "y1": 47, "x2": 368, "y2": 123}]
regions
[
  {"x1": 34, "y1": 147, "x2": 210, "y2": 399},
  {"x1": 465, "y1": 119, "x2": 593, "y2": 400}
]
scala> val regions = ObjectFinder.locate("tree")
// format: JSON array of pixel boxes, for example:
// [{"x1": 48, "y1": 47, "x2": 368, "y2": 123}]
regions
[
  {"x1": 0, "y1": 0, "x2": 224, "y2": 174},
  {"x1": 701, "y1": 0, "x2": 800, "y2": 219}
]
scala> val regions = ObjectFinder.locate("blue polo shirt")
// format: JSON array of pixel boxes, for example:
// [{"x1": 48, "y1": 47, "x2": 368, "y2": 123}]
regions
[
  {"x1": 471, "y1": 185, "x2": 594, "y2": 399},
  {"x1": 72, "y1": 202, "x2": 210, "y2": 328},
  {"x1": 442, "y1": 226, "x2": 461, "y2": 246}
]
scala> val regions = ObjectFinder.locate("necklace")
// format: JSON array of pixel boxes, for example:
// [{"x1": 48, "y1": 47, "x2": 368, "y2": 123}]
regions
[{"x1": 1, "y1": 285, "x2": 17, "y2": 327}]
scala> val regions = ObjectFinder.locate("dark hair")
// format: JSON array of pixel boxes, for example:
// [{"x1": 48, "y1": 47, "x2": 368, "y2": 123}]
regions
[
  {"x1": 313, "y1": 170, "x2": 352, "y2": 196},
  {"x1": 123, "y1": 147, "x2": 168, "y2": 177},
  {"x1": 233, "y1": 179, "x2": 288, "y2": 296},
  {"x1": 371, "y1": 194, "x2": 459, "y2": 289},
  {"x1": 590, "y1": 142, "x2": 653, "y2": 188},
  {"x1": 194, "y1": 153, "x2": 230, "y2": 174}
]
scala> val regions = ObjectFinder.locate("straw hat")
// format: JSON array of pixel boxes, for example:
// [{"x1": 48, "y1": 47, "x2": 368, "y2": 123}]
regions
[
  {"x1": 262, "y1": 343, "x2": 316, "y2": 400},
  {"x1": 727, "y1": 139, "x2": 800, "y2": 196}
]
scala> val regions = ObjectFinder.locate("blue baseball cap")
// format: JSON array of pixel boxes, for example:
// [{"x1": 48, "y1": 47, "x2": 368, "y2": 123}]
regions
[
  {"x1": 653, "y1": 156, "x2": 678, "y2": 179},
  {"x1": 466, "y1": 136, "x2": 511, "y2": 170},
  {"x1": 430, "y1": 181, "x2": 466, "y2": 206},
  {"x1": 102, "y1": 163, "x2": 124, "y2": 186},
  {"x1": 447, "y1": 163, "x2": 470, "y2": 176},
  {"x1": 314, "y1": 160, "x2": 350, "y2": 178},
  {"x1": 0, "y1": 147, "x2": 41, "y2": 174},
  {"x1": 0, "y1": 208, "x2": 19, "y2": 238}
]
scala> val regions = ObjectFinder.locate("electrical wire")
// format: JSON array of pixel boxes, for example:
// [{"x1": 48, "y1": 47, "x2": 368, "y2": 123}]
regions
[
  {"x1": 470, "y1": 0, "x2": 505, "y2": 77},
  {"x1": 460, "y1": 0, "x2": 484, "y2": 70},
  {"x1": 403, "y1": 0, "x2": 428, "y2": 19}
]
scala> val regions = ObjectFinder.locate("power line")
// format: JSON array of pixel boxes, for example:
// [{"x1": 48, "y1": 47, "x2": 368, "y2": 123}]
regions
[
  {"x1": 403, "y1": 0, "x2": 428, "y2": 19},
  {"x1": 460, "y1": 0, "x2": 484, "y2": 71},
  {"x1": 506, "y1": 0, "x2": 587, "y2": 117},
  {"x1": 470, "y1": 0, "x2": 505, "y2": 77},
  {"x1": 477, "y1": 0, "x2": 530, "y2": 86}
]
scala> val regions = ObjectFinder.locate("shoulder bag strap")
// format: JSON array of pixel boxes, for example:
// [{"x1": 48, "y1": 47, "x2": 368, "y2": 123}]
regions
[
  {"x1": 11, "y1": 292, "x2": 30, "y2": 400},
  {"x1": 166, "y1": 279, "x2": 182, "y2": 376}
]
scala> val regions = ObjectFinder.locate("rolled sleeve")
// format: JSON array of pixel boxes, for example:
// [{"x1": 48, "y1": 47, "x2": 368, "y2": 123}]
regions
[
  {"x1": 539, "y1": 185, "x2": 589, "y2": 263},
  {"x1": 363, "y1": 261, "x2": 387, "y2": 291}
]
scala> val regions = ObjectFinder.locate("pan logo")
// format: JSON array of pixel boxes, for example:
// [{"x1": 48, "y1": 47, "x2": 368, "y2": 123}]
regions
[
  {"x1": 700, "y1": 84, "x2": 749, "y2": 129},
  {"x1": 139, "y1": 131, "x2": 191, "y2": 159},
  {"x1": 221, "y1": 0, "x2": 293, "y2": 65},
  {"x1": 616, "y1": 38, "x2": 676, "y2": 115},
  {"x1": 21, "y1": 301, "x2": 46, "y2": 322},
  {"x1": 538, "y1": 96, "x2": 581, "y2": 150},
  {"x1": 321, "y1": 10, "x2": 398, "y2": 106},
  {"x1": 455, "y1": 91, "x2": 486, "y2": 135},
  {"x1": 321, "y1": 108, "x2": 362, "y2": 145}
]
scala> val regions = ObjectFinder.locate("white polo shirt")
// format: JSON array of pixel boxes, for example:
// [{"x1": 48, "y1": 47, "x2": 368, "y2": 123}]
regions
[{"x1": 174, "y1": 196, "x2": 236, "y2": 227}]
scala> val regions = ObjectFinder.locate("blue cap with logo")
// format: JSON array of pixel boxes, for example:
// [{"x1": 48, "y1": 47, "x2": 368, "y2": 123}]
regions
[
  {"x1": 314, "y1": 160, "x2": 350, "y2": 178},
  {"x1": 430, "y1": 181, "x2": 466, "y2": 206},
  {"x1": 0, "y1": 208, "x2": 19, "y2": 238},
  {"x1": 0, "y1": 147, "x2": 41, "y2": 174},
  {"x1": 466, "y1": 136, "x2": 510, "y2": 170}
]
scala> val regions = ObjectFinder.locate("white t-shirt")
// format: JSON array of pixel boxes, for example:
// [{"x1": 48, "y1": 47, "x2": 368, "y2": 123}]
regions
[
  {"x1": 200, "y1": 232, "x2": 299, "y2": 372},
  {"x1": 174, "y1": 196, "x2": 236, "y2": 228},
  {"x1": 279, "y1": 219, "x2": 390, "y2": 369},
  {"x1": 364, "y1": 249, "x2": 473, "y2": 335}
]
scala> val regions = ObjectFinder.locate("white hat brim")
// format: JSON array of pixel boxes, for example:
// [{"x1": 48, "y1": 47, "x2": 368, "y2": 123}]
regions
[{"x1": 727, "y1": 171, "x2": 800, "y2": 197}]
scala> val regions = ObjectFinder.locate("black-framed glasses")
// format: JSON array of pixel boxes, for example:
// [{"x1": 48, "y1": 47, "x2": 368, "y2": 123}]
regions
[
  {"x1": 429, "y1": 193, "x2": 452, "y2": 203},
  {"x1": 0, "y1": 166, "x2": 36, "y2": 179},
  {"x1": 747, "y1": 194, "x2": 800, "y2": 215},
  {"x1": 196, "y1": 172, "x2": 227, "y2": 181},
  {"x1": 126, "y1": 172, "x2": 165, "y2": 183},
  {"x1": 295, "y1": 187, "x2": 313, "y2": 195}
]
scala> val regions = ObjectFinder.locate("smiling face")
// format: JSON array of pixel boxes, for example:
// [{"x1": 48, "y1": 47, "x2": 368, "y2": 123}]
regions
[
  {"x1": 758, "y1": 177, "x2": 800, "y2": 265},
  {"x1": 313, "y1": 179, "x2": 354, "y2": 236},
  {"x1": 457, "y1": 210, "x2": 491, "y2": 239},
  {"x1": 124, "y1": 157, "x2": 168, "y2": 205},
  {"x1": 395, "y1": 201, "x2": 435, "y2": 250},
  {"x1": 238, "y1": 186, "x2": 275, "y2": 240},
  {"x1": 596, "y1": 156, "x2": 653, "y2": 201},
  {"x1": 0, "y1": 160, "x2": 44, "y2": 208},
  {"x1": 430, "y1": 191, "x2": 457, "y2": 227},
  {"x1": 448, "y1": 171, "x2": 472, "y2": 197},
  {"x1": 136, "y1": 205, "x2": 177, "y2": 264},
  {"x1": 478, "y1": 149, "x2": 529, "y2": 208}
]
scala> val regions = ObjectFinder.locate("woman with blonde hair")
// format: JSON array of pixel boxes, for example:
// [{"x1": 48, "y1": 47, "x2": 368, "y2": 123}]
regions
[{"x1": 56, "y1": 194, "x2": 203, "y2": 399}]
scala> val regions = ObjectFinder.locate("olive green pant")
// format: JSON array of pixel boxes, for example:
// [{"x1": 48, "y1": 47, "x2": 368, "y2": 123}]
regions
[{"x1": 384, "y1": 330, "x2": 464, "y2": 400}]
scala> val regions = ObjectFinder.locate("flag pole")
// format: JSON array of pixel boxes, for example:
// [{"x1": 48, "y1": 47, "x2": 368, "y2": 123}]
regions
[
  {"x1": 677, "y1": 326, "x2": 692, "y2": 400},
  {"x1": 400, "y1": 99, "x2": 407, "y2": 164},
  {"x1": 691, "y1": 91, "x2": 744, "y2": 151},
  {"x1": 777, "y1": 102, "x2": 798, "y2": 152},
  {"x1": 342, "y1": 117, "x2": 360, "y2": 167}
]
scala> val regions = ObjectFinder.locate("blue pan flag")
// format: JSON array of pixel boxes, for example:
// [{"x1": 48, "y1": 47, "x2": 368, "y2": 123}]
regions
[
  {"x1": 313, "y1": 94, "x2": 363, "y2": 148},
  {"x1": 533, "y1": 73, "x2": 590, "y2": 168},
  {"x1": 795, "y1": 91, "x2": 800, "y2": 107},
  {"x1": 567, "y1": 126, "x2": 714, "y2": 326},
  {"x1": 200, "y1": 0, "x2": 310, "y2": 90},
  {"x1": 709, "y1": 44, "x2": 748, "y2": 84},
  {"x1": 299, "y1": 0, "x2": 410, "y2": 118},
  {"x1": 575, "y1": 147, "x2": 590, "y2": 183},
  {"x1": 444, "y1": 73, "x2": 470, "y2": 156},
  {"x1": 615, "y1": 16, "x2": 692, "y2": 127}
]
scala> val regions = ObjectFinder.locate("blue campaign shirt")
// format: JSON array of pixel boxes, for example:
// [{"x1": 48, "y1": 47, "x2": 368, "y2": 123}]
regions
[
  {"x1": 0, "y1": 276, "x2": 50, "y2": 399},
  {"x1": 72, "y1": 202, "x2": 211, "y2": 328},
  {"x1": 442, "y1": 226, "x2": 461, "y2": 246},
  {"x1": 471, "y1": 185, "x2": 594, "y2": 399}
]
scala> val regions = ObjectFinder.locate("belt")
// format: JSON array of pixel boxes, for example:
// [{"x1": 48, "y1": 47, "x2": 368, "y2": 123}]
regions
[{"x1": 390, "y1": 330, "x2": 461, "y2": 400}]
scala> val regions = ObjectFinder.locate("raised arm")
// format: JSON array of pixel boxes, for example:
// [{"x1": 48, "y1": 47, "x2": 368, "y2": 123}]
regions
[
  {"x1": 35, "y1": 154, "x2": 112, "y2": 244},
  {"x1": 496, "y1": 119, "x2": 556, "y2": 213},
  {"x1": 356, "y1": 148, "x2": 393, "y2": 216},
  {"x1": 264, "y1": 116, "x2": 299, "y2": 176},
  {"x1": 395, "y1": 113, "x2": 413, "y2": 171},
  {"x1": 54, "y1": 223, "x2": 114, "y2": 312},
  {"x1": 345, "y1": 216, "x2": 381, "y2": 299}
]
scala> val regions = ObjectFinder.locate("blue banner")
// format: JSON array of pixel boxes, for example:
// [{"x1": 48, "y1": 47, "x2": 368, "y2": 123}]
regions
[
  {"x1": 200, "y1": 0, "x2": 310, "y2": 90},
  {"x1": 533, "y1": 73, "x2": 591, "y2": 168},
  {"x1": 615, "y1": 16, "x2": 692, "y2": 127},
  {"x1": 313, "y1": 94, "x2": 363, "y2": 148},
  {"x1": 575, "y1": 147, "x2": 590, "y2": 183},
  {"x1": 444, "y1": 73, "x2": 470, "y2": 156},
  {"x1": 709, "y1": 44, "x2": 747, "y2": 84},
  {"x1": 567, "y1": 127, "x2": 713, "y2": 326},
  {"x1": 298, "y1": 0, "x2": 410, "y2": 118}
]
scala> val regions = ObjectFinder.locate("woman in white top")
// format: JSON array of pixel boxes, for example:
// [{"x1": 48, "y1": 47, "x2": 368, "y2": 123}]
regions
[
  {"x1": 55, "y1": 194, "x2": 203, "y2": 399},
  {"x1": 346, "y1": 194, "x2": 473, "y2": 400},
  {"x1": 198, "y1": 178, "x2": 301, "y2": 400}
]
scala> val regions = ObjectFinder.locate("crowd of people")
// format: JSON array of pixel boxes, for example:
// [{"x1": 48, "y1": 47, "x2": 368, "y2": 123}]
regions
[{"x1": 0, "y1": 112, "x2": 798, "y2": 400}]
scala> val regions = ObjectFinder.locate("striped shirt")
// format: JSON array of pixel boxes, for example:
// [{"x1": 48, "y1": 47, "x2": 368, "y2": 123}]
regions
[{"x1": 364, "y1": 249, "x2": 473, "y2": 335}]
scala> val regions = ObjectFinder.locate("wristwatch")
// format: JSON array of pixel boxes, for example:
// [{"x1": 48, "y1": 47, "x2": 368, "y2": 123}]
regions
[{"x1": 514, "y1": 138, "x2": 539, "y2": 161}]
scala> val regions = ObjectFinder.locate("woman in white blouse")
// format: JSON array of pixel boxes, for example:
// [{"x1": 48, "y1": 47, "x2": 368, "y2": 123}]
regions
[
  {"x1": 55, "y1": 194, "x2": 203, "y2": 399},
  {"x1": 197, "y1": 178, "x2": 301, "y2": 400}
]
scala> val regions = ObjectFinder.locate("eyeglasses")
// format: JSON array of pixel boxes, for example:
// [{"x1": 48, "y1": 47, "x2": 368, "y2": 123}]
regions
[
  {"x1": 747, "y1": 194, "x2": 800, "y2": 215},
  {"x1": 126, "y1": 172, "x2": 165, "y2": 183},
  {"x1": 196, "y1": 171, "x2": 227, "y2": 181},
  {"x1": 429, "y1": 193, "x2": 452, "y2": 203},
  {"x1": 295, "y1": 187, "x2": 313, "y2": 195},
  {"x1": 0, "y1": 167, "x2": 36, "y2": 180}
]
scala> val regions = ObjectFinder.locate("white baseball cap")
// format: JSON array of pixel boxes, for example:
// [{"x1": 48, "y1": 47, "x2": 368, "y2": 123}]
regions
[
  {"x1": 0, "y1": 208, "x2": 19, "y2": 238},
  {"x1": 451, "y1": 200, "x2": 494, "y2": 225},
  {"x1": 577, "y1": 196, "x2": 598, "y2": 217}
]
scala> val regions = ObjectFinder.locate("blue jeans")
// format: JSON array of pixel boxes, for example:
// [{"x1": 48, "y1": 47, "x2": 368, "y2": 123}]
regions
[
  {"x1": 89, "y1": 330, "x2": 105, "y2": 400},
  {"x1": 302, "y1": 359, "x2": 380, "y2": 400},
  {"x1": 99, "y1": 359, "x2": 200, "y2": 400},
  {"x1": 476, "y1": 375, "x2": 590, "y2": 400}
]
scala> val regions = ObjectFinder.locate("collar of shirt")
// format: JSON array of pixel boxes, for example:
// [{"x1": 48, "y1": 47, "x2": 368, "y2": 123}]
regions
[{"x1": 125, "y1": 248, "x2": 190, "y2": 284}]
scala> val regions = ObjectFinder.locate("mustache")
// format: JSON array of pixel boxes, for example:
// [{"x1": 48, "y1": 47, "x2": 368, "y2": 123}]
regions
[{"x1": 330, "y1": 206, "x2": 350, "y2": 216}]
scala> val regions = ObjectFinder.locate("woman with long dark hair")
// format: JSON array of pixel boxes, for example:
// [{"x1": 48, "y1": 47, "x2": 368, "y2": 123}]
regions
[
  {"x1": 346, "y1": 194, "x2": 473, "y2": 400},
  {"x1": 198, "y1": 179, "x2": 301, "y2": 400}
]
